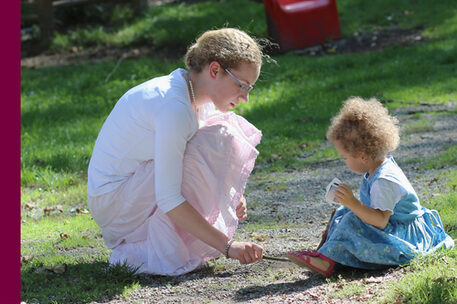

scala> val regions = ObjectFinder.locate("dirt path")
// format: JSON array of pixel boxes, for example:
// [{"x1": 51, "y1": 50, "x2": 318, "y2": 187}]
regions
[{"x1": 90, "y1": 103, "x2": 456, "y2": 303}]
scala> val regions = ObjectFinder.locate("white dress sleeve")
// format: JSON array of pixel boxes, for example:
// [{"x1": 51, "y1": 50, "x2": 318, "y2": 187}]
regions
[
  {"x1": 370, "y1": 178, "x2": 405, "y2": 214},
  {"x1": 154, "y1": 101, "x2": 196, "y2": 213}
]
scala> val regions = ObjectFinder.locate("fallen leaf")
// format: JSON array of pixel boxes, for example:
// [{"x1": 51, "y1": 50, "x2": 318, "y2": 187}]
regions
[
  {"x1": 428, "y1": 177, "x2": 439, "y2": 186},
  {"x1": 77, "y1": 208, "x2": 89, "y2": 214},
  {"x1": 249, "y1": 232, "x2": 269, "y2": 242},
  {"x1": 71, "y1": 207, "x2": 89, "y2": 214},
  {"x1": 43, "y1": 207, "x2": 54, "y2": 216},
  {"x1": 24, "y1": 203, "x2": 36, "y2": 210},
  {"x1": 306, "y1": 291, "x2": 319, "y2": 298},
  {"x1": 50, "y1": 264, "x2": 67, "y2": 274},
  {"x1": 364, "y1": 277, "x2": 383, "y2": 283},
  {"x1": 35, "y1": 264, "x2": 67, "y2": 274},
  {"x1": 21, "y1": 255, "x2": 34, "y2": 264}
]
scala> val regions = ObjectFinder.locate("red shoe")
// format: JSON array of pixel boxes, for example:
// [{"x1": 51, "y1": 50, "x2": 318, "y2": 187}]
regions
[{"x1": 287, "y1": 250, "x2": 335, "y2": 277}]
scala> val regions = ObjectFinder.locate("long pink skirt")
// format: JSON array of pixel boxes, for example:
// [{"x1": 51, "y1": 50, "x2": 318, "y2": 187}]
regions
[{"x1": 88, "y1": 112, "x2": 261, "y2": 275}]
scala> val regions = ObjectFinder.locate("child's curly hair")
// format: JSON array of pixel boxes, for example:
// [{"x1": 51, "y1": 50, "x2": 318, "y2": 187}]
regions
[{"x1": 326, "y1": 97, "x2": 400, "y2": 161}]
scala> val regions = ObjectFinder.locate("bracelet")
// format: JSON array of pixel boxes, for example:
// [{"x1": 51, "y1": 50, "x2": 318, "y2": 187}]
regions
[{"x1": 224, "y1": 239, "x2": 234, "y2": 258}]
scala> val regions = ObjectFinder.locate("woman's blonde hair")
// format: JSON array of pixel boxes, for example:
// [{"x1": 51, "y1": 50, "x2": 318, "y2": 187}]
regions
[
  {"x1": 326, "y1": 97, "x2": 400, "y2": 161},
  {"x1": 185, "y1": 28, "x2": 263, "y2": 72}
]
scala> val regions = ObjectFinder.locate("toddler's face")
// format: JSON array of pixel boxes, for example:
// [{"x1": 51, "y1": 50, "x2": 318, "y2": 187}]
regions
[{"x1": 334, "y1": 141, "x2": 369, "y2": 175}]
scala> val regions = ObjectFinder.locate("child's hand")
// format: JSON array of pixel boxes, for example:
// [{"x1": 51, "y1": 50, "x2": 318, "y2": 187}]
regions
[
  {"x1": 236, "y1": 196, "x2": 248, "y2": 221},
  {"x1": 334, "y1": 184, "x2": 358, "y2": 207}
]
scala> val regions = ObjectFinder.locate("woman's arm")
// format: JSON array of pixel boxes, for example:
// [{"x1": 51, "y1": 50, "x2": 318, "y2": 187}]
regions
[
  {"x1": 166, "y1": 201, "x2": 263, "y2": 264},
  {"x1": 335, "y1": 184, "x2": 391, "y2": 229}
]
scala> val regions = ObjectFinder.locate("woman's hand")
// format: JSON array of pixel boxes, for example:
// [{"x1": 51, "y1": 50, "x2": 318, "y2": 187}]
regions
[
  {"x1": 236, "y1": 196, "x2": 248, "y2": 221},
  {"x1": 334, "y1": 184, "x2": 358, "y2": 208},
  {"x1": 227, "y1": 241, "x2": 263, "y2": 264}
]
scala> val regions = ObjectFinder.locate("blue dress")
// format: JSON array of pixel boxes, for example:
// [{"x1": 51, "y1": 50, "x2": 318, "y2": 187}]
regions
[{"x1": 318, "y1": 156, "x2": 454, "y2": 269}]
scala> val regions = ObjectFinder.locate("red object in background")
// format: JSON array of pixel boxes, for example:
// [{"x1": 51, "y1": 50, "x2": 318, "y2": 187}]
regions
[{"x1": 263, "y1": 0, "x2": 341, "y2": 52}]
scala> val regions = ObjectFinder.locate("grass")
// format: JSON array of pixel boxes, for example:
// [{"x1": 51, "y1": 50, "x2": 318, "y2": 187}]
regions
[
  {"x1": 49, "y1": 0, "x2": 267, "y2": 51},
  {"x1": 20, "y1": 214, "x2": 133, "y2": 302},
  {"x1": 378, "y1": 170, "x2": 457, "y2": 303},
  {"x1": 422, "y1": 145, "x2": 457, "y2": 170},
  {"x1": 424, "y1": 171, "x2": 457, "y2": 238},
  {"x1": 379, "y1": 247, "x2": 457, "y2": 304},
  {"x1": 21, "y1": 0, "x2": 457, "y2": 302},
  {"x1": 21, "y1": 260, "x2": 143, "y2": 303},
  {"x1": 328, "y1": 277, "x2": 367, "y2": 299},
  {"x1": 404, "y1": 118, "x2": 436, "y2": 134}
]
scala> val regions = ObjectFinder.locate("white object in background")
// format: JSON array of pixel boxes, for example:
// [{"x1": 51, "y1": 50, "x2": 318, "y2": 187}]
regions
[{"x1": 325, "y1": 177, "x2": 342, "y2": 203}]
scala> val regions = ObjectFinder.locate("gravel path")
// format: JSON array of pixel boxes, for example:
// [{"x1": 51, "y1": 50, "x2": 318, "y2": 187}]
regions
[{"x1": 92, "y1": 103, "x2": 457, "y2": 304}]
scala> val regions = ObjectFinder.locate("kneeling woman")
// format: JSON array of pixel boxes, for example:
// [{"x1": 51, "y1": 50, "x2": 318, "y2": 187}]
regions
[{"x1": 87, "y1": 28, "x2": 265, "y2": 275}]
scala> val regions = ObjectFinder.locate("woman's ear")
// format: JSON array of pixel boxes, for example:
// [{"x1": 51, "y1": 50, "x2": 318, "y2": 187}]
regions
[{"x1": 208, "y1": 61, "x2": 221, "y2": 79}]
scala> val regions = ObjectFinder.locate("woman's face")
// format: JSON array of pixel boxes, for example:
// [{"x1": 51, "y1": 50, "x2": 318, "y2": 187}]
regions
[{"x1": 211, "y1": 62, "x2": 260, "y2": 113}]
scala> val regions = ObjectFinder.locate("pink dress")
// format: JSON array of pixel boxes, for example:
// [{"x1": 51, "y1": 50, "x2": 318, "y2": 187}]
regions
[{"x1": 98, "y1": 111, "x2": 261, "y2": 275}]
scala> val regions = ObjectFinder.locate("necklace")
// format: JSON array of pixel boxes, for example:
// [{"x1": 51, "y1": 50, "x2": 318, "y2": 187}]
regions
[{"x1": 188, "y1": 75, "x2": 199, "y2": 118}]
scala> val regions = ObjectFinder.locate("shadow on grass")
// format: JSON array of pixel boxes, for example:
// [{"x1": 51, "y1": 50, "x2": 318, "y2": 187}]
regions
[
  {"x1": 20, "y1": 259, "x2": 247, "y2": 303},
  {"x1": 21, "y1": 261, "x2": 141, "y2": 303}
]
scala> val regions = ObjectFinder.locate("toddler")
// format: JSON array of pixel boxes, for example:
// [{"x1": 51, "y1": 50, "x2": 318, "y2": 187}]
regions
[{"x1": 288, "y1": 97, "x2": 454, "y2": 277}]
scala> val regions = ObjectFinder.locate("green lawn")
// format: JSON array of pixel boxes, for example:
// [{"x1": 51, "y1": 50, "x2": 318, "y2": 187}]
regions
[{"x1": 21, "y1": 0, "x2": 457, "y2": 302}]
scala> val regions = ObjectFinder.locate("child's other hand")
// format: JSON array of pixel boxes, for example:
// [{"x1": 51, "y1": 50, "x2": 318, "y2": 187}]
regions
[
  {"x1": 335, "y1": 184, "x2": 358, "y2": 207},
  {"x1": 228, "y1": 241, "x2": 263, "y2": 264},
  {"x1": 236, "y1": 196, "x2": 248, "y2": 221}
]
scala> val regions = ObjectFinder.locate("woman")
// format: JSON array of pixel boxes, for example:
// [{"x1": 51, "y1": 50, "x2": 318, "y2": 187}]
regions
[{"x1": 87, "y1": 28, "x2": 265, "y2": 275}]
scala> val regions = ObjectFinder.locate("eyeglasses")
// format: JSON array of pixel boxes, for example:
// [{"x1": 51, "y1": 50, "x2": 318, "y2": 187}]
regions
[{"x1": 224, "y1": 68, "x2": 254, "y2": 93}]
